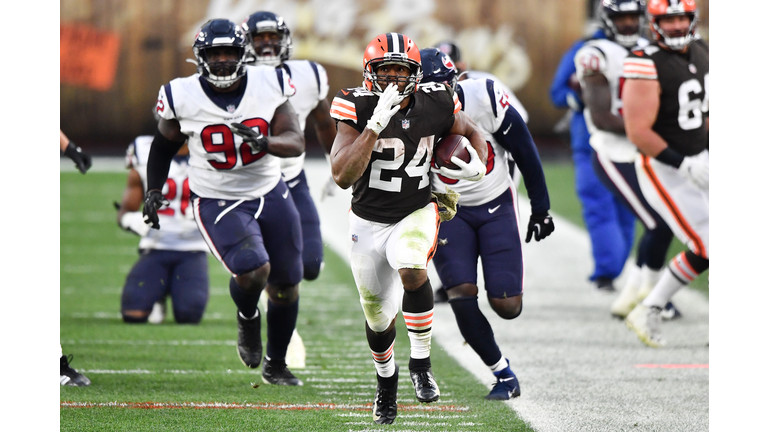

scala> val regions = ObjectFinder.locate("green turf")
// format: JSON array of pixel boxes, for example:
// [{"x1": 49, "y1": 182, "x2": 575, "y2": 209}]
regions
[
  {"x1": 531, "y1": 162, "x2": 709, "y2": 296},
  {"x1": 61, "y1": 172, "x2": 534, "y2": 431}
]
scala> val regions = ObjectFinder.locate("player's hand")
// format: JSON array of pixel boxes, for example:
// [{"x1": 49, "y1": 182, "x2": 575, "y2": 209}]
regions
[
  {"x1": 366, "y1": 83, "x2": 400, "y2": 135},
  {"x1": 320, "y1": 175, "x2": 339, "y2": 202},
  {"x1": 63, "y1": 141, "x2": 92, "y2": 174},
  {"x1": 436, "y1": 143, "x2": 486, "y2": 181},
  {"x1": 526, "y1": 213, "x2": 554, "y2": 243},
  {"x1": 230, "y1": 122, "x2": 269, "y2": 153},
  {"x1": 142, "y1": 189, "x2": 169, "y2": 230},
  {"x1": 679, "y1": 154, "x2": 708, "y2": 191}
]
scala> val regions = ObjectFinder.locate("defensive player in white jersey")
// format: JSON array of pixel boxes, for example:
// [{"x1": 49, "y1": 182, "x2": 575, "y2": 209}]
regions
[
  {"x1": 622, "y1": 0, "x2": 709, "y2": 347},
  {"x1": 143, "y1": 19, "x2": 306, "y2": 385},
  {"x1": 574, "y1": 0, "x2": 679, "y2": 320},
  {"x1": 420, "y1": 47, "x2": 554, "y2": 401},
  {"x1": 116, "y1": 136, "x2": 210, "y2": 325}
]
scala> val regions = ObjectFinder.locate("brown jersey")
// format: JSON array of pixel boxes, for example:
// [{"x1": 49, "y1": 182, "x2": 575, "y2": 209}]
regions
[
  {"x1": 330, "y1": 83, "x2": 461, "y2": 223},
  {"x1": 623, "y1": 39, "x2": 709, "y2": 156}
]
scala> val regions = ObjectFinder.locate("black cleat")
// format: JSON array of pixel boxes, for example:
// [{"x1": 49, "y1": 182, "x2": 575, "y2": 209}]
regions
[
  {"x1": 237, "y1": 312, "x2": 262, "y2": 368},
  {"x1": 373, "y1": 365, "x2": 399, "y2": 424},
  {"x1": 594, "y1": 277, "x2": 616, "y2": 293},
  {"x1": 410, "y1": 368, "x2": 440, "y2": 403},
  {"x1": 262, "y1": 357, "x2": 303, "y2": 386},
  {"x1": 434, "y1": 286, "x2": 449, "y2": 304},
  {"x1": 60, "y1": 355, "x2": 91, "y2": 387}
]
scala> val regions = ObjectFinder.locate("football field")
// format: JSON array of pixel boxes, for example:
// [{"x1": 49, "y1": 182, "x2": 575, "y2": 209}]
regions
[{"x1": 61, "y1": 158, "x2": 709, "y2": 431}]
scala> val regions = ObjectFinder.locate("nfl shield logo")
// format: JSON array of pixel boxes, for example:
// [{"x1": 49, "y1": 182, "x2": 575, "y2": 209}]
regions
[
  {"x1": 352, "y1": 234, "x2": 358, "y2": 243},
  {"x1": 401, "y1": 119, "x2": 410, "y2": 130},
  {"x1": 227, "y1": 104, "x2": 236, "y2": 113},
  {"x1": 689, "y1": 64, "x2": 697, "y2": 74}
]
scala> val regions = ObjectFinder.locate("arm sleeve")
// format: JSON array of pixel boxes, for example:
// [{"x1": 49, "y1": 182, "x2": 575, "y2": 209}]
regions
[
  {"x1": 146, "y1": 132, "x2": 185, "y2": 192},
  {"x1": 492, "y1": 107, "x2": 550, "y2": 215},
  {"x1": 549, "y1": 41, "x2": 584, "y2": 109}
]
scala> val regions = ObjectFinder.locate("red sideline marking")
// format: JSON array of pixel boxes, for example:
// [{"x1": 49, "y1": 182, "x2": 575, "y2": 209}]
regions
[
  {"x1": 61, "y1": 401, "x2": 469, "y2": 412},
  {"x1": 634, "y1": 364, "x2": 709, "y2": 369}
]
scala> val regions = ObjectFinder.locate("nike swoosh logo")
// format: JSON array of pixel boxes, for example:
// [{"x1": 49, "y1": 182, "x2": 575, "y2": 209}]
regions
[
  {"x1": 341, "y1": 89, "x2": 349, "y2": 95},
  {"x1": 438, "y1": 238, "x2": 448, "y2": 246},
  {"x1": 502, "y1": 123, "x2": 512, "y2": 135},
  {"x1": 488, "y1": 205, "x2": 501, "y2": 214},
  {"x1": 287, "y1": 179, "x2": 301, "y2": 188},
  {"x1": 282, "y1": 190, "x2": 290, "y2": 199}
]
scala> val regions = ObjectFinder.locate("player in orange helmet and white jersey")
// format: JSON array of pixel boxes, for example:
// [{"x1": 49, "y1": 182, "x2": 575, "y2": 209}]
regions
[
  {"x1": 144, "y1": 19, "x2": 307, "y2": 385},
  {"x1": 621, "y1": 0, "x2": 708, "y2": 347},
  {"x1": 330, "y1": 33, "x2": 487, "y2": 424},
  {"x1": 420, "y1": 47, "x2": 554, "y2": 401}
]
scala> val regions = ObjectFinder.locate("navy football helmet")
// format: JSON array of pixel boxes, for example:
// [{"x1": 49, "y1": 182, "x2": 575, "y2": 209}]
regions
[
  {"x1": 600, "y1": 0, "x2": 646, "y2": 48},
  {"x1": 192, "y1": 19, "x2": 247, "y2": 88},
  {"x1": 418, "y1": 47, "x2": 458, "y2": 89},
  {"x1": 241, "y1": 11, "x2": 293, "y2": 66}
]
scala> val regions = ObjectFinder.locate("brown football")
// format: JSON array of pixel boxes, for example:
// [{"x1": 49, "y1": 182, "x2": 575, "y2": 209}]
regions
[{"x1": 433, "y1": 134, "x2": 470, "y2": 170}]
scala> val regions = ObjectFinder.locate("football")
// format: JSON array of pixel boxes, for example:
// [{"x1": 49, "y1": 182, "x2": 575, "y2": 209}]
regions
[{"x1": 433, "y1": 134, "x2": 470, "y2": 170}]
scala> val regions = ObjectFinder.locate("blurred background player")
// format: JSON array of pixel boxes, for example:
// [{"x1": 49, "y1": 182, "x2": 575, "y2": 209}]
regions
[
  {"x1": 115, "y1": 133, "x2": 210, "y2": 325},
  {"x1": 60, "y1": 129, "x2": 92, "y2": 386},
  {"x1": 329, "y1": 33, "x2": 487, "y2": 424},
  {"x1": 573, "y1": 0, "x2": 680, "y2": 320},
  {"x1": 549, "y1": 15, "x2": 636, "y2": 293},
  {"x1": 622, "y1": 0, "x2": 708, "y2": 347},
  {"x1": 241, "y1": 11, "x2": 338, "y2": 368},
  {"x1": 144, "y1": 19, "x2": 306, "y2": 384},
  {"x1": 420, "y1": 47, "x2": 554, "y2": 400}
]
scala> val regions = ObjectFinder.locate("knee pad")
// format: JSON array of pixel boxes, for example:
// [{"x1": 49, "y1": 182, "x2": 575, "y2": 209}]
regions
[{"x1": 231, "y1": 249, "x2": 268, "y2": 278}]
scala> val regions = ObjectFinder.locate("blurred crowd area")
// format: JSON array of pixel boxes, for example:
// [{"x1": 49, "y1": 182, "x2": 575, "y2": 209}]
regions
[{"x1": 60, "y1": 0, "x2": 708, "y2": 159}]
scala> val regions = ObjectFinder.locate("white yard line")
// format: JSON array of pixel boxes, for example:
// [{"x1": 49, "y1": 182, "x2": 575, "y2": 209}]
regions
[{"x1": 303, "y1": 159, "x2": 709, "y2": 432}]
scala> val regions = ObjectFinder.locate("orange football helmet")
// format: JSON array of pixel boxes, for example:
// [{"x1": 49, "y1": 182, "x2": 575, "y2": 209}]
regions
[
  {"x1": 362, "y1": 33, "x2": 422, "y2": 102},
  {"x1": 646, "y1": 0, "x2": 699, "y2": 50}
]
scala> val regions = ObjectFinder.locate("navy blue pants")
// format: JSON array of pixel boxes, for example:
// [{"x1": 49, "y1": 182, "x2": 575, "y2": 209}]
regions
[
  {"x1": 432, "y1": 190, "x2": 523, "y2": 299},
  {"x1": 286, "y1": 170, "x2": 323, "y2": 281},
  {"x1": 121, "y1": 249, "x2": 209, "y2": 324}
]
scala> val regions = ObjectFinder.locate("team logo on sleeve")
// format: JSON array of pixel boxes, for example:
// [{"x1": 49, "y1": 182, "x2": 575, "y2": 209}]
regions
[
  {"x1": 156, "y1": 99, "x2": 165, "y2": 113},
  {"x1": 402, "y1": 119, "x2": 410, "y2": 130}
]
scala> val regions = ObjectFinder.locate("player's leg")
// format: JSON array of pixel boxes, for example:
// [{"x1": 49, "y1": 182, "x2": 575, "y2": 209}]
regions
[
  {"x1": 575, "y1": 150, "x2": 628, "y2": 291},
  {"x1": 259, "y1": 179, "x2": 305, "y2": 385},
  {"x1": 193, "y1": 194, "x2": 272, "y2": 368},
  {"x1": 387, "y1": 202, "x2": 441, "y2": 403},
  {"x1": 348, "y1": 211, "x2": 403, "y2": 424},
  {"x1": 626, "y1": 156, "x2": 709, "y2": 347},
  {"x1": 287, "y1": 170, "x2": 324, "y2": 280},
  {"x1": 121, "y1": 250, "x2": 172, "y2": 323},
  {"x1": 167, "y1": 251, "x2": 209, "y2": 324}
]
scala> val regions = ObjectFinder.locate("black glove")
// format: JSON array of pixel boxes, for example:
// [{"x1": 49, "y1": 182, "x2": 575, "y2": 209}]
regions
[
  {"x1": 526, "y1": 213, "x2": 554, "y2": 243},
  {"x1": 63, "y1": 141, "x2": 92, "y2": 174},
  {"x1": 142, "y1": 189, "x2": 169, "y2": 230},
  {"x1": 230, "y1": 122, "x2": 269, "y2": 153}
]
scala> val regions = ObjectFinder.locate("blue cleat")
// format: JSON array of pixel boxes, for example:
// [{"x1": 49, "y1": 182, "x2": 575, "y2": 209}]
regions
[{"x1": 486, "y1": 370, "x2": 521, "y2": 400}]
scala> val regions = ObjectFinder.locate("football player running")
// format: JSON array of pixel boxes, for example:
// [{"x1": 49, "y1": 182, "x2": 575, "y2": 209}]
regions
[
  {"x1": 241, "y1": 11, "x2": 337, "y2": 369},
  {"x1": 116, "y1": 135, "x2": 210, "y2": 325},
  {"x1": 574, "y1": 0, "x2": 680, "y2": 320},
  {"x1": 622, "y1": 0, "x2": 708, "y2": 347},
  {"x1": 329, "y1": 33, "x2": 487, "y2": 424},
  {"x1": 144, "y1": 19, "x2": 306, "y2": 385},
  {"x1": 420, "y1": 47, "x2": 554, "y2": 401}
]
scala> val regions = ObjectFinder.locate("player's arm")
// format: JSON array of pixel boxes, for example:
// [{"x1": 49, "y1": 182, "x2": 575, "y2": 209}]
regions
[
  {"x1": 116, "y1": 169, "x2": 150, "y2": 236},
  {"x1": 330, "y1": 121, "x2": 378, "y2": 189},
  {"x1": 264, "y1": 100, "x2": 305, "y2": 157},
  {"x1": 144, "y1": 118, "x2": 185, "y2": 229},
  {"x1": 60, "y1": 129, "x2": 92, "y2": 174},
  {"x1": 549, "y1": 42, "x2": 583, "y2": 111},
  {"x1": 582, "y1": 73, "x2": 625, "y2": 133},
  {"x1": 309, "y1": 99, "x2": 337, "y2": 155},
  {"x1": 622, "y1": 78, "x2": 667, "y2": 157}
]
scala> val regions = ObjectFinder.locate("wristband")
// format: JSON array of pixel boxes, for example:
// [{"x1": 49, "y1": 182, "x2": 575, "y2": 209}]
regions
[{"x1": 655, "y1": 147, "x2": 684, "y2": 168}]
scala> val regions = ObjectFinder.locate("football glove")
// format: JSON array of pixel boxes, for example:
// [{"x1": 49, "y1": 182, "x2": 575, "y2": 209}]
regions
[
  {"x1": 120, "y1": 211, "x2": 151, "y2": 237},
  {"x1": 526, "y1": 213, "x2": 554, "y2": 243},
  {"x1": 320, "y1": 175, "x2": 340, "y2": 202},
  {"x1": 142, "y1": 189, "x2": 169, "y2": 230},
  {"x1": 230, "y1": 122, "x2": 269, "y2": 153},
  {"x1": 63, "y1": 141, "x2": 92, "y2": 174},
  {"x1": 366, "y1": 83, "x2": 401, "y2": 135},
  {"x1": 436, "y1": 143, "x2": 486, "y2": 182},
  {"x1": 679, "y1": 154, "x2": 708, "y2": 191},
  {"x1": 431, "y1": 187, "x2": 460, "y2": 223}
]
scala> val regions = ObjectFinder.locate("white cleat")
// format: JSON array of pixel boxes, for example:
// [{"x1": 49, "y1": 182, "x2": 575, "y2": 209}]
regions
[
  {"x1": 625, "y1": 304, "x2": 665, "y2": 348},
  {"x1": 611, "y1": 283, "x2": 639, "y2": 318},
  {"x1": 286, "y1": 329, "x2": 306, "y2": 369}
]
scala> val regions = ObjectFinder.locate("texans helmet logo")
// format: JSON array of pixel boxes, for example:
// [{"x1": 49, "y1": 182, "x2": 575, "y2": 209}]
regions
[{"x1": 441, "y1": 56, "x2": 456, "y2": 70}]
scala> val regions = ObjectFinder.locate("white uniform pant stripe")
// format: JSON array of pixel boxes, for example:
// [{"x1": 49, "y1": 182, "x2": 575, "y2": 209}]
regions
[
  {"x1": 193, "y1": 197, "x2": 234, "y2": 275},
  {"x1": 597, "y1": 152, "x2": 657, "y2": 229}
]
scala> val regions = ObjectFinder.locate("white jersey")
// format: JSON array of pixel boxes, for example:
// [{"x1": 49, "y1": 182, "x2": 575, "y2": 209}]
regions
[
  {"x1": 462, "y1": 70, "x2": 528, "y2": 123},
  {"x1": 155, "y1": 65, "x2": 296, "y2": 199},
  {"x1": 127, "y1": 136, "x2": 208, "y2": 252},
  {"x1": 574, "y1": 38, "x2": 649, "y2": 162},
  {"x1": 431, "y1": 78, "x2": 514, "y2": 206},
  {"x1": 279, "y1": 60, "x2": 330, "y2": 181}
]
